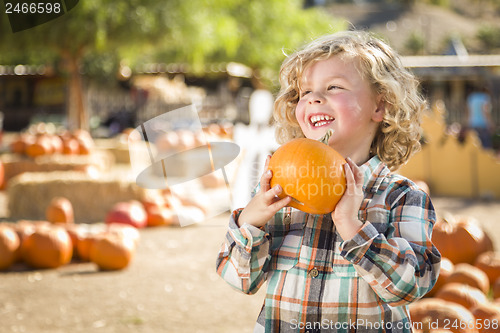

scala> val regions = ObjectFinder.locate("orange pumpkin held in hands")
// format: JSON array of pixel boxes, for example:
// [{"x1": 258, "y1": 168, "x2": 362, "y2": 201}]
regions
[
  {"x1": 268, "y1": 130, "x2": 346, "y2": 215},
  {"x1": 46, "y1": 197, "x2": 75, "y2": 224}
]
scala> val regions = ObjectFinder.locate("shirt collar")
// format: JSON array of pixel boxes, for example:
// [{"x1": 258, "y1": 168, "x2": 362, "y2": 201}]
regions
[{"x1": 358, "y1": 155, "x2": 390, "y2": 194}]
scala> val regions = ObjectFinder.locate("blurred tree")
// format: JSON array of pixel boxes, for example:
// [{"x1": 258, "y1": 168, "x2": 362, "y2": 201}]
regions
[
  {"x1": 139, "y1": 0, "x2": 344, "y2": 88},
  {"x1": 0, "y1": 0, "x2": 343, "y2": 129},
  {"x1": 477, "y1": 24, "x2": 500, "y2": 51},
  {"x1": 0, "y1": 0, "x2": 175, "y2": 130},
  {"x1": 404, "y1": 31, "x2": 425, "y2": 55}
]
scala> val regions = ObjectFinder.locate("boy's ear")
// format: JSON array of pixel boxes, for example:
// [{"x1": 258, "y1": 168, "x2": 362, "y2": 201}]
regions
[{"x1": 372, "y1": 96, "x2": 385, "y2": 123}]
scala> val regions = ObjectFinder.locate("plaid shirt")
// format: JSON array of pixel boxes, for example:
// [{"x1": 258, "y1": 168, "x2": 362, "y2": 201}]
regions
[{"x1": 216, "y1": 156, "x2": 441, "y2": 333}]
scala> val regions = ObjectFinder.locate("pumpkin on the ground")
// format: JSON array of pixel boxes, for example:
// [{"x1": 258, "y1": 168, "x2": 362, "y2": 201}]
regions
[
  {"x1": 493, "y1": 278, "x2": 500, "y2": 300},
  {"x1": 409, "y1": 298, "x2": 477, "y2": 333},
  {"x1": 479, "y1": 314, "x2": 500, "y2": 333},
  {"x1": 14, "y1": 220, "x2": 50, "y2": 246},
  {"x1": 0, "y1": 225, "x2": 20, "y2": 270},
  {"x1": 106, "y1": 223, "x2": 140, "y2": 247},
  {"x1": 76, "y1": 230, "x2": 99, "y2": 262},
  {"x1": 76, "y1": 238, "x2": 93, "y2": 262},
  {"x1": 427, "y1": 257, "x2": 454, "y2": 297},
  {"x1": 435, "y1": 283, "x2": 488, "y2": 310},
  {"x1": 474, "y1": 251, "x2": 500, "y2": 286},
  {"x1": 67, "y1": 223, "x2": 107, "y2": 261},
  {"x1": 21, "y1": 225, "x2": 73, "y2": 269},
  {"x1": 62, "y1": 223, "x2": 81, "y2": 254},
  {"x1": 268, "y1": 130, "x2": 346, "y2": 214},
  {"x1": 141, "y1": 194, "x2": 166, "y2": 214},
  {"x1": 470, "y1": 302, "x2": 500, "y2": 322},
  {"x1": 446, "y1": 263, "x2": 490, "y2": 294},
  {"x1": 146, "y1": 206, "x2": 177, "y2": 227},
  {"x1": 432, "y1": 214, "x2": 493, "y2": 264},
  {"x1": 46, "y1": 197, "x2": 74, "y2": 224},
  {"x1": 105, "y1": 200, "x2": 147, "y2": 229},
  {"x1": 89, "y1": 234, "x2": 135, "y2": 270}
]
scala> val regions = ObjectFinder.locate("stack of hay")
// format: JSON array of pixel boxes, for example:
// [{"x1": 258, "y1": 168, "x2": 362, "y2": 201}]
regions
[{"x1": 7, "y1": 171, "x2": 147, "y2": 223}]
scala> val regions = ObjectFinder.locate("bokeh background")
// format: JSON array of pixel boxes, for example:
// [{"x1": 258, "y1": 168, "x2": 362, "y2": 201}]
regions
[{"x1": 1, "y1": 1, "x2": 500, "y2": 332}]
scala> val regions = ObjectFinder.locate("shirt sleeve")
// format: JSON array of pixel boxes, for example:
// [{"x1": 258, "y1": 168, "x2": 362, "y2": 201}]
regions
[
  {"x1": 215, "y1": 208, "x2": 271, "y2": 295},
  {"x1": 339, "y1": 186, "x2": 441, "y2": 307}
]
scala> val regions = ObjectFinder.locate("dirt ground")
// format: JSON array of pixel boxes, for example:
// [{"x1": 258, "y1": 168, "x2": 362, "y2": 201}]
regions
[{"x1": 1, "y1": 194, "x2": 500, "y2": 333}]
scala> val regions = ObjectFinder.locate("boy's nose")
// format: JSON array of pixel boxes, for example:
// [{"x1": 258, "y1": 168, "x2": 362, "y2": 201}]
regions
[{"x1": 308, "y1": 92, "x2": 325, "y2": 104}]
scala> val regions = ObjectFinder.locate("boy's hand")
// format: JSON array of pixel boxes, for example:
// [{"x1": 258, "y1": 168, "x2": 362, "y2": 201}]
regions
[
  {"x1": 331, "y1": 157, "x2": 364, "y2": 240},
  {"x1": 237, "y1": 156, "x2": 292, "y2": 228}
]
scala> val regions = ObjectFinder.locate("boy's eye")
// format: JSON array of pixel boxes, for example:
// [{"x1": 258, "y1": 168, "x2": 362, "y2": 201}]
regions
[
  {"x1": 300, "y1": 91, "x2": 311, "y2": 98},
  {"x1": 328, "y1": 85, "x2": 340, "y2": 91}
]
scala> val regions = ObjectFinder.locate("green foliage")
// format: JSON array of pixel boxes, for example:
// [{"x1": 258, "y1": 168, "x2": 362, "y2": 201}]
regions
[
  {"x1": 135, "y1": 0, "x2": 344, "y2": 84},
  {"x1": 477, "y1": 25, "x2": 500, "y2": 50},
  {"x1": 404, "y1": 31, "x2": 425, "y2": 55},
  {"x1": 0, "y1": 0, "x2": 344, "y2": 86},
  {"x1": 424, "y1": 0, "x2": 450, "y2": 7}
]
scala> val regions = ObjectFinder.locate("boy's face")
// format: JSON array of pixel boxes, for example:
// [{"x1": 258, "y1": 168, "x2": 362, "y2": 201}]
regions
[{"x1": 295, "y1": 54, "x2": 384, "y2": 161}]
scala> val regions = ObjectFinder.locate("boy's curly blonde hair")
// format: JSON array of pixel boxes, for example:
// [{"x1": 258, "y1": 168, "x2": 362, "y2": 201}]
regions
[{"x1": 273, "y1": 30, "x2": 427, "y2": 171}]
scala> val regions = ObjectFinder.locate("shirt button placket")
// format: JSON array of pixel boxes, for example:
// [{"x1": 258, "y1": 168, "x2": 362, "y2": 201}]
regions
[{"x1": 309, "y1": 268, "x2": 319, "y2": 278}]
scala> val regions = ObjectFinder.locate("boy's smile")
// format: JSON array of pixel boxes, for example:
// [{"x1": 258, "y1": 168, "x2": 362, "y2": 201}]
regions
[
  {"x1": 295, "y1": 54, "x2": 385, "y2": 162},
  {"x1": 309, "y1": 114, "x2": 334, "y2": 127}
]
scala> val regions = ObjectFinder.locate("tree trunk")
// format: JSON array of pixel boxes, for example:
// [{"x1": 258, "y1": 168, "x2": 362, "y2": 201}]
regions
[{"x1": 62, "y1": 51, "x2": 87, "y2": 131}]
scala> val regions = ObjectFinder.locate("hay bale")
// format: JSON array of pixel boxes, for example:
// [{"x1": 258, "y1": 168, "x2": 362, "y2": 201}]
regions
[
  {"x1": 7, "y1": 170, "x2": 152, "y2": 223},
  {"x1": 94, "y1": 139, "x2": 131, "y2": 164},
  {"x1": 0, "y1": 151, "x2": 115, "y2": 185}
]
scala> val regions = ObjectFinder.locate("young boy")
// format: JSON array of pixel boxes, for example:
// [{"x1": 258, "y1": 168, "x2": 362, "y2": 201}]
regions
[{"x1": 216, "y1": 30, "x2": 441, "y2": 333}]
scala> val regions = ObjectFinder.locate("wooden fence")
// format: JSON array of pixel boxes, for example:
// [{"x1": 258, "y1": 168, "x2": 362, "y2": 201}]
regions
[{"x1": 398, "y1": 104, "x2": 500, "y2": 199}]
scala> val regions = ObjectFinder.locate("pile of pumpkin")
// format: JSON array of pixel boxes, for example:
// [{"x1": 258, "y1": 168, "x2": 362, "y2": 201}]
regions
[
  {"x1": 0, "y1": 189, "x2": 206, "y2": 272},
  {"x1": 9, "y1": 125, "x2": 95, "y2": 158},
  {"x1": 410, "y1": 213, "x2": 500, "y2": 333},
  {"x1": 104, "y1": 188, "x2": 208, "y2": 229},
  {"x1": 151, "y1": 123, "x2": 232, "y2": 152},
  {"x1": 0, "y1": 197, "x2": 140, "y2": 271},
  {"x1": 150, "y1": 125, "x2": 232, "y2": 189}
]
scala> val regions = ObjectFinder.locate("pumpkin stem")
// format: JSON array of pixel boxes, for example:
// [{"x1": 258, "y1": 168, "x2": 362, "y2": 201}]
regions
[{"x1": 318, "y1": 129, "x2": 334, "y2": 145}]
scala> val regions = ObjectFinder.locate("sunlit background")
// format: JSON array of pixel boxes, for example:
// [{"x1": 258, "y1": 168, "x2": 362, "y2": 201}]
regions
[{"x1": 1, "y1": 1, "x2": 500, "y2": 332}]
